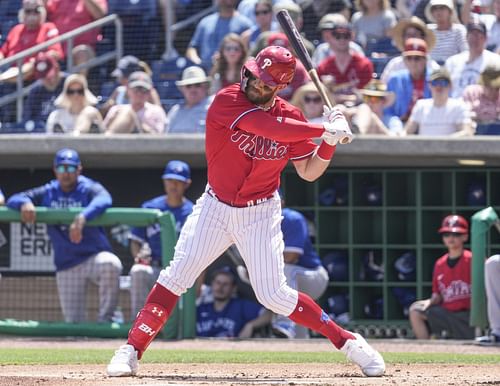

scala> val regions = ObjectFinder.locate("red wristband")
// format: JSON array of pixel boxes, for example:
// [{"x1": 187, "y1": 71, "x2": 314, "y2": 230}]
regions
[{"x1": 316, "y1": 141, "x2": 336, "y2": 161}]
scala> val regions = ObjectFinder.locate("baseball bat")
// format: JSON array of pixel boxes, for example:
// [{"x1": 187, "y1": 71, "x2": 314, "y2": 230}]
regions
[{"x1": 276, "y1": 9, "x2": 351, "y2": 144}]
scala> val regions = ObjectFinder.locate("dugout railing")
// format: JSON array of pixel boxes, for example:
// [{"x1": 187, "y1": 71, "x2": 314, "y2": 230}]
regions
[{"x1": 0, "y1": 206, "x2": 196, "y2": 339}]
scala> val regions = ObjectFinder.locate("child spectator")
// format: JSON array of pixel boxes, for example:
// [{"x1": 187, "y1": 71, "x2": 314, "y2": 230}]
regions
[
  {"x1": 46, "y1": 73, "x2": 103, "y2": 134},
  {"x1": 409, "y1": 215, "x2": 475, "y2": 340},
  {"x1": 404, "y1": 67, "x2": 473, "y2": 136},
  {"x1": 425, "y1": 0, "x2": 467, "y2": 64}
]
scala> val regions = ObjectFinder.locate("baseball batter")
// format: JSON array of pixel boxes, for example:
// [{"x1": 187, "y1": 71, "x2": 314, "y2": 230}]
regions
[{"x1": 108, "y1": 46, "x2": 385, "y2": 377}]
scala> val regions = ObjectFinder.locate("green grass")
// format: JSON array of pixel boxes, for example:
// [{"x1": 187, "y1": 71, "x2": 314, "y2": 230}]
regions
[{"x1": 0, "y1": 349, "x2": 498, "y2": 366}]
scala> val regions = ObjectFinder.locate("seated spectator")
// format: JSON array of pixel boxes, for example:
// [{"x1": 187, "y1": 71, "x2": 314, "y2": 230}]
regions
[
  {"x1": 425, "y1": 0, "x2": 467, "y2": 64},
  {"x1": 409, "y1": 215, "x2": 475, "y2": 340},
  {"x1": 404, "y1": 68, "x2": 473, "y2": 136},
  {"x1": 46, "y1": 73, "x2": 103, "y2": 134},
  {"x1": 348, "y1": 79, "x2": 395, "y2": 135},
  {"x1": 461, "y1": 0, "x2": 500, "y2": 54},
  {"x1": 381, "y1": 16, "x2": 439, "y2": 83},
  {"x1": 301, "y1": 0, "x2": 353, "y2": 43},
  {"x1": 129, "y1": 160, "x2": 194, "y2": 318},
  {"x1": 104, "y1": 71, "x2": 167, "y2": 134},
  {"x1": 23, "y1": 52, "x2": 66, "y2": 123},
  {"x1": 266, "y1": 32, "x2": 309, "y2": 101},
  {"x1": 196, "y1": 266, "x2": 271, "y2": 338},
  {"x1": 317, "y1": 21, "x2": 374, "y2": 102},
  {"x1": 45, "y1": 0, "x2": 107, "y2": 53},
  {"x1": 396, "y1": 0, "x2": 426, "y2": 18},
  {"x1": 351, "y1": 0, "x2": 397, "y2": 49},
  {"x1": 463, "y1": 64, "x2": 500, "y2": 124},
  {"x1": 290, "y1": 82, "x2": 330, "y2": 124},
  {"x1": 241, "y1": 0, "x2": 278, "y2": 51},
  {"x1": 0, "y1": 0, "x2": 63, "y2": 81},
  {"x1": 445, "y1": 21, "x2": 500, "y2": 98},
  {"x1": 186, "y1": 0, "x2": 252, "y2": 71},
  {"x1": 100, "y1": 56, "x2": 161, "y2": 117},
  {"x1": 166, "y1": 66, "x2": 214, "y2": 134},
  {"x1": 271, "y1": 193, "x2": 329, "y2": 339},
  {"x1": 312, "y1": 13, "x2": 365, "y2": 68},
  {"x1": 475, "y1": 254, "x2": 500, "y2": 345},
  {"x1": 209, "y1": 33, "x2": 248, "y2": 94},
  {"x1": 6, "y1": 148, "x2": 123, "y2": 323},
  {"x1": 385, "y1": 38, "x2": 432, "y2": 131}
]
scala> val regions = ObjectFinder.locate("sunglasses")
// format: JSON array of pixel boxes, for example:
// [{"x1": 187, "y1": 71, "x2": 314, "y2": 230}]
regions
[
  {"x1": 24, "y1": 8, "x2": 41, "y2": 14},
  {"x1": 255, "y1": 9, "x2": 271, "y2": 16},
  {"x1": 224, "y1": 45, "x2": 242, "y2": 52},
  {"x1": 67, "y1": 88, "x2": 84, "y2": 95},
  {"x1": 363, "y1": 95, "x2": 385, "y2": 103},
  {"x1": 441, "y1": 232, "x2": 463, "y2": 238},
  {"x1": 132, "y1": 86, "x2": 150, "y2": 93},
  {"x1": 430, "y1": 78, "x2": 450, "y2": 87},
  {"x1": 55, "y1": 165, "x2": 77, "y2": 174},
  {"x1": 185, "y1": 83, "x2": 204, "y2": 89},
  {"x1": 304, "y1": 95, "x2": 322, "y2": 104},
  {"x1": 405, "y1": 56, "x2": 425, "y2": 62},
  {"x1": 333, "y1": 32, "x2": 351, "y2": 40}
]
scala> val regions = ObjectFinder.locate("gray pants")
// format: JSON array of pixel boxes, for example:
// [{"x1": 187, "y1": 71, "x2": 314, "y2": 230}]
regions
[
  {"x1": 129, "y1": 263, "x2": 162, "y2": 319},
  {"x1": 426, "y1": 305, "x2": 475, "y2": 339},
  {"x1": 274, "y1": 264, "x2": 329, "y2": 338},
  {"x1": 485, "y1": 255, "x2": 500, "y2": 336},
  {"x1": 56, "y1": 251, "x2": 122, "y2": 323}
]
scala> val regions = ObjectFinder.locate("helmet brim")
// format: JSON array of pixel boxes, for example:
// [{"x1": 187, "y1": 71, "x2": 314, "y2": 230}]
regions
[
  {"x1": 244, "y1": 58, "x2": 280, "y2": 87},
  {"x1": 438, "y1": 226, "x2": 468, "y2": 234}
]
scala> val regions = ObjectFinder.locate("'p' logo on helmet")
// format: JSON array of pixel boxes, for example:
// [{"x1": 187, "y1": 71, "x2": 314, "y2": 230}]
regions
[{"x1": 261, "y1": 58, "x2": 272, "y2": 70}]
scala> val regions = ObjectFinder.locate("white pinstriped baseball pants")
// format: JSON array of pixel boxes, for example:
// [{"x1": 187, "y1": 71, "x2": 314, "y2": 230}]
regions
[{"x1": 157, "y1": 190, "x2": 299, "y2": 316}]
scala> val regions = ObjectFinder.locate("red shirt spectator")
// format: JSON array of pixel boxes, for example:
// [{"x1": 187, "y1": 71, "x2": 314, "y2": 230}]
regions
[
  {"x1": 432, "y1": 249, "x2": 472, "y2": 312},
  {"x1": 317, "y1": 52, "x2": 373, "y2": 90},
  {"x1": 0, "y1": 0, "x2": 63, "y2": 63},
  {"x1": 45, "y1": 0, "x2": 108, "y2": 50}
]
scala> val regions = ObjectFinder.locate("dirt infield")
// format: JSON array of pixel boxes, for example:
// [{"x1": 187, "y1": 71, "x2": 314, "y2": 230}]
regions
[{"x1": 0, "y1": 338, "x2": 499, "y2": 385}]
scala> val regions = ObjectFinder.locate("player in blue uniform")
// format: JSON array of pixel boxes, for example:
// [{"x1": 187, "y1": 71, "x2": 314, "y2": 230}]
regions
[
  {"x1": 272, "y1": 193, "x2": 329, "y2": 338},
  {"x1": 128, "y1": 160, "x2": 194, "y2": 318},
  {"x1": 196, "y1": 266, "x2": 271, "y2": 338},
  {"x1": 7, "y1": 148, "x2": 122, "y2": 323}
]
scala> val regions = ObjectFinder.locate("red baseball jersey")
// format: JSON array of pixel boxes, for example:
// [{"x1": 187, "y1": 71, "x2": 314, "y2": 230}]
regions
[
  {"x1": 316, "y1": 53, "x2": 374, "y2": 90},
  {"x1": 432, "y1": 250, "x2": 472, "y2": 312},
  {"x1": 206, "y1": 84, "x2": 324, "y2": 206},
  {"x1": 1, "y1": 23, "x2": 63, "y2": 62}
]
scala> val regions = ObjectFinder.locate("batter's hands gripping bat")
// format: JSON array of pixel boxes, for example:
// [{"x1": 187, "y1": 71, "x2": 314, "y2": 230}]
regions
[{"x1": 276, "y1": 9, "x2": 352, "y2": 144}]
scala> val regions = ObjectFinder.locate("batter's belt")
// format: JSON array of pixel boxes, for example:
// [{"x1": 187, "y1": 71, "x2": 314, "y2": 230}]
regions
[{"x1": 206, "y1": 186, "x2": 275, "y2": 208}]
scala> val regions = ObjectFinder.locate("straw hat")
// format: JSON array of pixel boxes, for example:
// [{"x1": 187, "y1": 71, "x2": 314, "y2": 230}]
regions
[
  {"x1": 360, "y1": 80, "x2": 395, "y2": 108},
  {"x1": 479, "y1": 64, "x2": 500, "y2": 89},
  {"x1": 391, "y1": 16, "x2": 436, "y2": 52},
  {"x1": 175, "y1": 66, "x2": 211, "y2": 87}
]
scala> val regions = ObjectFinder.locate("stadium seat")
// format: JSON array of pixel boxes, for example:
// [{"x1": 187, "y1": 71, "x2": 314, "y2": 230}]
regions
[
  {"x1": 151, "y1": 56, "x2": 196, "y2": 111},
  {"x1": 0, "y1": 120, "x2": 46, "y2": 134},
  {"x1": 475, "y1": 122, "x2": 500, "y2": 135}
]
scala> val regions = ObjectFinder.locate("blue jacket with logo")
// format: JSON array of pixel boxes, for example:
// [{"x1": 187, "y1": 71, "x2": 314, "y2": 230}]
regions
[{"x1": 7, "y1": 175, "x2": 113, "y2": 271}]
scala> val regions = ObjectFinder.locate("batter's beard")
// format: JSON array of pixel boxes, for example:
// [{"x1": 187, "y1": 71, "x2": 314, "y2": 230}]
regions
[{"x1": 245, "y1": 87, "x2": 274, "y2": 106}]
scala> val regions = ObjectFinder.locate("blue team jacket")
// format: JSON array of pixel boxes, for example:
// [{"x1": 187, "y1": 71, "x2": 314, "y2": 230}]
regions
[{"x1": 7, "y1": 175, "x2": 113, "y2": 271}]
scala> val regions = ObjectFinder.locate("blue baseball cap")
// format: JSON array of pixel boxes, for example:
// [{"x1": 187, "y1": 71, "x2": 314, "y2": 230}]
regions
[
  {"x1": 162, "y1": 160, "x2": 190, "y2": 182},
  {"x1": 54, "y1": 148, "x2": 81, "y2": 166}
]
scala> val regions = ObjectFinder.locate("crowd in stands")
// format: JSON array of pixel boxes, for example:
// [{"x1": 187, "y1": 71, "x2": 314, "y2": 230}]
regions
[{"x1": 1, "y1": 0, "x2": 500, "y2": 135}]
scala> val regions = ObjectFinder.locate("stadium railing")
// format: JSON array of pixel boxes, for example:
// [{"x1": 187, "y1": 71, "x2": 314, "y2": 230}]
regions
[{"x1": 0, "y1": 206, "x2": 196, "y2": 339}]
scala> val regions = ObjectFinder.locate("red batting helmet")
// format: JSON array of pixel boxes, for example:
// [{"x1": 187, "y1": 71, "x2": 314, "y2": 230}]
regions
[
  {"x1": 242, "y1": 46, "x2": 296, "y2": 87},
  {"x1": 438, "y1": 215, "x2": 469, "y2": 234}
]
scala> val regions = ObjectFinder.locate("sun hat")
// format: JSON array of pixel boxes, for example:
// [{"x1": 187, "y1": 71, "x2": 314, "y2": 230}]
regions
[
  {"x1": 391, "y1": 16, "x2": 436, "y2": 52},
  {"x1": 175, "y1": 66, "x2": 211, "y2": 87}
]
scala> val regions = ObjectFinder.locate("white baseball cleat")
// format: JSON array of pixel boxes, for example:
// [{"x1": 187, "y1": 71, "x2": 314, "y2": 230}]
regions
[
  {"x1": 340, "y1": 333, "x2": 385, "y2": 377},
  {"x1": 107, "y1": 344, "x2": 139, "y2": 377}
]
